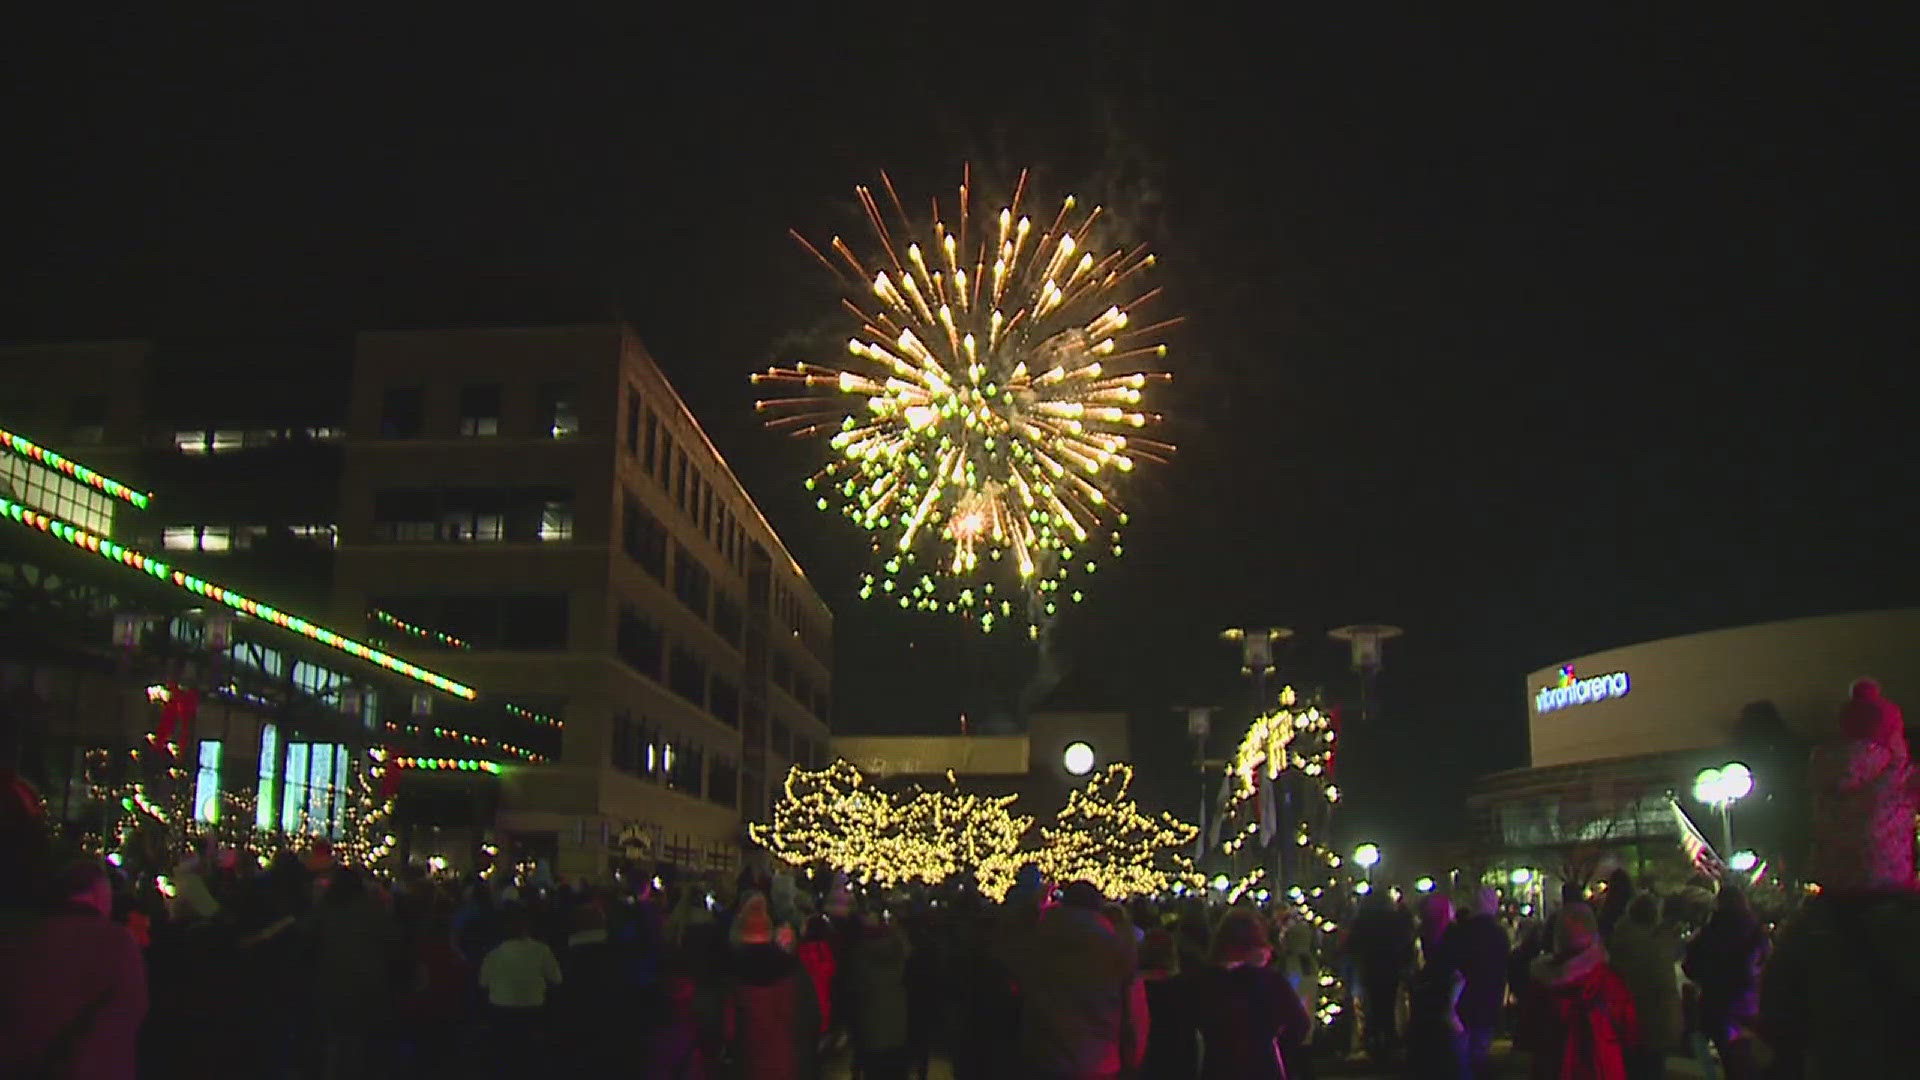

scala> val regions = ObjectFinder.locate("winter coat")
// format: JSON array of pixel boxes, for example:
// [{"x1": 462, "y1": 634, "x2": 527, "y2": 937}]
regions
[
  {"x1": 1809, "y1": 737, "x2": 1920, "y2": 891},
  {"x1": 310, "y1": 891, "x2": 401, "y2": 1027},
  {"x1": 1521, "y1": 944, "x2": 1639, "y2": 1080},
  {"x1": 1001, "y1": 903, "x2": 1137, "y2": 1079},
  {"x1": 1435, "y1": 912, "x2": 1510, "y2": 1032},
  {"x1": 796, "y1": 939, "x2": 835, "y2": 1033},
  {"x1": 724, "y1": 942, "x2": 820, "y2": 1080},
  {"x1": 1141, "y1": 972, "x2": 1199, "y2": 1080},
  {"x1": 850, "y1": 924, "x2": 911, "y2": 1053},
  {"x1": 1605, "y1": 919, "x2": 1681, "y2": 1052},
  {"x1": 0, "y1": 902, "x2": 149, "y2": 1079},
  {"x1": 1760, "y1": 891, "x2": 1920, "y2": 1078},
  {"x1": 1681, "y1": 910, "x2": 1766, "y2": 1041},
  {"x1": 559, "y1": 928, "x2": 632, "y2": 1065},
  {"x1": 1190, "y1": 963, "x2": 1311, "y2": 1080}
]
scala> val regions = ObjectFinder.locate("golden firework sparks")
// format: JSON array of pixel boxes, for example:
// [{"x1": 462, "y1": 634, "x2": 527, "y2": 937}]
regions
[{"x1": 754, "y1": 167, "x2": 1176, "y2": 632}]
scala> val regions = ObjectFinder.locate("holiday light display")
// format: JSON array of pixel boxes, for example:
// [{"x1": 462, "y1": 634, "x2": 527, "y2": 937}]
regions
[
  {"x1": 1222, "y1": 685, "x2": 1350, "y2": 1027},
  {"x1": 904, "y1": 772, "x2": 1034, "y2": 900},
  {"x1": 750, "y1": 760, "x2": 927, "y2": 886},
  {"x1": 753, "y1": 168, "x2": 1176, "y2": 633},
  {"x1": 369, "y1": 607, "x2": 471, "y2": 650},
  {"x1": 390, "y1": 756, "x2": 504, "y2": 775},
  {"x1": 0, "y1": 425, "x2": 151, "y2": 508},
  {"x1": 383, "y1": 720, "x2": 547, "y2": 763},
  {"x1": 1038, "y1": 763, "x2": 1203, "y2": 898},
  {"x1": 0, "y1": 494, "x2": 476, "y2": 699},
  {"x1": 504, "y1": 703, "x2": 563, "y2": 728}
]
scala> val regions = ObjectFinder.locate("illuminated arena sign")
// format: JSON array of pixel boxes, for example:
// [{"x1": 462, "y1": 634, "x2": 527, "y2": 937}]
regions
[{"x1": 1535, "y1": 664, "x2": 1630, "y2": 714}]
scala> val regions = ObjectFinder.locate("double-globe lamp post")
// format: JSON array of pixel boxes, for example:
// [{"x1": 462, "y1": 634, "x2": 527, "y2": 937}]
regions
[
  {"x1": 1693, "y1": 762, "x2": 1753, "y2": 860},
  {"x1": 1354, "y1": 842, "x2": 1380, "y2": 885}
]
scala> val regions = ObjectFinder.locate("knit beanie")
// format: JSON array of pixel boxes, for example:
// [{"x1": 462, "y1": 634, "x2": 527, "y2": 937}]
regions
[{"x1": 1839, "y1": 679, "x2": 1908, "y2": 758}]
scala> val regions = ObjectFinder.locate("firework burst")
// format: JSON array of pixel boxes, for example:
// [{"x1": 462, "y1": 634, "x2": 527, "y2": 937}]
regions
[{"x1": 754, "y1": 168, "x2": 1176, "y2": 633}]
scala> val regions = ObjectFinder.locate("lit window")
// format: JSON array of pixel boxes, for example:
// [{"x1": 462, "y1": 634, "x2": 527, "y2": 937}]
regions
[
  {"x1": 194, "y1": 740, "x2": 223, "y2": 823},
  {"x1": 199, "y1": 526, "x2": 232, "y2": 552},
  {"x1": 235, "y1": 526, "x2": 268, "y2": 550},
  {"x1": 242, "y1": 430, "x2": 279, "y2": 448},
  {"x1": 291, "y1": 524, "x2": 338, "y2": 547},
  {"x1": 175, "y1": 430, "x2": 210, "y2": 454},
  {"x1": 538, "y1": 500, "x2": 573, "y2": 542},
  {"x1": 459, "y1": 384, "x2": 503, "y2": 437},
  {"x1": 256, "y1": 724, "x2": 279, "y2": 830},
  {"x1": 540, "y1": 382, "x2": 580, "y2": 439},
  {"x1": 162, "y1": 527, "x2": 199, "y2": 551},
  {"x1": 210, "y1": 430, "x2": 243, "y2": 453},
  {"x1": 306, "y1": 426, "x2": 345, "y2": 442},
  {"x1": 282, "y1": 743, "x2": 309, "y2": 832}
]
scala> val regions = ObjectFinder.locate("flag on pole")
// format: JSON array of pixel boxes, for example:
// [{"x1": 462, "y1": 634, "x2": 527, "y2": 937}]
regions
[
  {"x1": 1670, "y1": 798, "x2": 1723, "y2": 877},
  {"x1": 1206, "y1": 772, "x2": 1232, "y2": 854}
]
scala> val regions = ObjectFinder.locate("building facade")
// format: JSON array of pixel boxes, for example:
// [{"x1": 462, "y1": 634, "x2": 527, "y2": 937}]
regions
[
  {"x1": 829, "y1": 710, "x2": 1131, "y2": 814},
  {"x1": 1469, "y1": 609, "x2": 1920, "y2": 886},
  {"x1": 1, "y1": 324, "x2": 833, "y2": 879}
]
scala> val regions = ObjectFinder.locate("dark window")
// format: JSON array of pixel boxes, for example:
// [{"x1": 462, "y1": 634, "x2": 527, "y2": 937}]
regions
[
  {"x1": 707, "y1": 758, "x2": 737, "y2": 808},
  {"x1": 458, "y1": 384, "x2": 502, "y2": 437},
  {"x1": 616, "y1": 607, "x2": 663, "y2": 679},
  {"x1": 794, "y1": 675, "x2": 813, "y2": 716},
  {"x1": 67, "y1": 395, "x2": 108, "y2": 445},
  {"x1": 372, "y1": 489, "x2": 438, "y2": 543},
  {"x1": 713, "y1": 591, "x2": 743, "y2": 648},
  {"x1": 771, "y1": 718, "x2": 792, "y2": 761},
  {"x1": 621, "y1": 492, "x2": 667, "y2": 579},
  {"x1": 611, "y1": 713, "x2": 637, "y2": 775},
  {"x1": 743, "y1": 698, "x2": 767, "y2": 747},
  {"x1": 672, "y1": 545, "x2": 711, "y2": 619},
  {"x1": 380, "y1": 386, "x2": 426, "y2": 439},
  {"x1": 440, "y1": 487, "x2": 505, "y2": 543},
  {"x1": 667, "y1": 741, "x2": 703, "y2": 795},
  {"x1": 499, "y1": 594, "x2": 569, "y2": 649},
  {"x1": 538, "y1": 381, "x2": 580, "y2": 438},
  {"x1": 813, "y1": 687, "x2": 831, "y2": 722},
  {"x1": 709, "y1": 675, "x2": 740, "y2": 728},
  {"x1": 771, "y1": 650, "x2": 793, "y2": 694},
  {"x1": 668, "y1": 644, "x2": 707, "y2": 706},
  {"x1": 643, "y1": 411, "x2": 659, "y2": 475},
  {"x1": 440, "y1": 595, "x2": 502, "y2": 648},
  {"x1": 625, "y1": 386, "x2": 641, "y2": 456}
]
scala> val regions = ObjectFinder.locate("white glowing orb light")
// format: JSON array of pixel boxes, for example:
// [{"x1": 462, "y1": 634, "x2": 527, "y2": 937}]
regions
[
  {"x1": 1353, "y1": 843, "x2": 1381, "y2": 869},
  {"x1": 1354, "y1": 880, "x2": 1372, "y2": 895},
  {"x1": 1510, "y1": 867, "x2": 1534, "y2": 886},
  {"x1": 1694, "y1": 763, "x2": 1754, "y2": 806},
  {"x1": 1211, "y1": 874, "x2": 1230, "y2": 892},
  {"x1": 1062, "y1": 741, "x2": 1096, "y2": 776},
  {"x1": 1729, "y1": 850, "x2": 1759, "y2": 873},
  {"x1": 1414, "y1": 876, "x2": 1436, "y2": 893}
]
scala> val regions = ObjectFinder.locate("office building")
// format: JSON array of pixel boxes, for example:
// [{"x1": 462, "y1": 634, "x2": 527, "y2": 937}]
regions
[{"x1": 1, "y1": 324, "x2": 833, "y2": 879}]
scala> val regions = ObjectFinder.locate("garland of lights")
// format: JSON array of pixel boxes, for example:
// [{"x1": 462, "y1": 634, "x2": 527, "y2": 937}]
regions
[
  {"x1": 390, "y1": 756, "x2": 504, "y2": 775},
  {"x1": 1222, "y1": 685, "x2": 1350, "y2": 1027},
  {"x1": 505, "y1": 703, "x2": 564, "y2": 729},
  {"x1": 0, "y1": 495, "x2": 476, "y2": 699},
  {"x1": 369, "y1": 607, "x2": 472, "y2": 650},
  {"x1": 382, "y1": 720, "x2": 546, "y2": 764},
  {"x1": 0, "y1": 426, "x2": 151, "y2": 509}
]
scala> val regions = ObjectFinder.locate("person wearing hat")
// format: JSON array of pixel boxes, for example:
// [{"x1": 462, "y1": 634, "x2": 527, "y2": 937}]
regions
[
  {"x1": 0, "y1": 857, "x2": 148, "y2": 1079},
  {"x1": 722, "y1": 893, "x2": 820, "y2": 1079},
  {"x1": 1759, "y1": 679, "x2": 1920, "y2": 1075},
  {"x1": 1520, "y1": 902, "x2": 1639, "y2": 1080}
]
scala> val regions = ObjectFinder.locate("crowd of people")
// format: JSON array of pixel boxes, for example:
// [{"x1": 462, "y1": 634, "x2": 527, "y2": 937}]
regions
[{"x1": 1, "y1": 678, "x2": 1914, "y2": 1079}]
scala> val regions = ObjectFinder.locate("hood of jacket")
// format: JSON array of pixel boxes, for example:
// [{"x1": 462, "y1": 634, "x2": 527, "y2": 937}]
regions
[{"x1": 1530, "y1": 941, "x2": 1607, "y2": 989}]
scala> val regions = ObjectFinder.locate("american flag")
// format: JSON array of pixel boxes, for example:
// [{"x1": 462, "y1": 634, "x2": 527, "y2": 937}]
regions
[{"x1": 1670, "y1": 798, "x2": 1723, "y2": 878}]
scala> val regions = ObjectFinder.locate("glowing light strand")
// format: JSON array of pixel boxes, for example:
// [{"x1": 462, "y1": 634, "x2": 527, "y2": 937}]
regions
[
  {"x1": 0, "y1": 495, "x2": 477, "y2": 699},
  {"x1": 0, "y1": 426, "x2": 151, "y2": 509}
]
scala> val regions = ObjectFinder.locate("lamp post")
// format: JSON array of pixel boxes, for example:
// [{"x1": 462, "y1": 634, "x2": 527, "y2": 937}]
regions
[
  {"x1": 1693, "y1": 763, "x2": 1753, "y2": 859},
  {"x1": 1354, "y1": 842, "x2": 1380, "y2": 883},
  {"x1": 1328, "y1": 625, "x2": 1402, "y2": 723}
]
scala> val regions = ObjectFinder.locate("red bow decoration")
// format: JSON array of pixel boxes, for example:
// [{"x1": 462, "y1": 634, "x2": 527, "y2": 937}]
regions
[
  {"x1": 154, "y1": 685, "x2": 201, "y2": 746},
  {"x1": 379, "y1": 751, "x2": 402, "y2": 799}
]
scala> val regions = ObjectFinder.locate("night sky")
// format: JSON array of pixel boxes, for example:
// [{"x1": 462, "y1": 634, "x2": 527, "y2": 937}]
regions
[{"x1": 6, "y1": 11, "x2": 1914, "y2": 841}]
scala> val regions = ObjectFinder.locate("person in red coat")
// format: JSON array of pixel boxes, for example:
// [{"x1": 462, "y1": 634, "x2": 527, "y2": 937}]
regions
[
  {"x1": 1521, "y1": 901, "x2": 1639, "y2": 1080},
  {"x1": 0, "y1": 857, "x2": 149, "y2": 1079}
]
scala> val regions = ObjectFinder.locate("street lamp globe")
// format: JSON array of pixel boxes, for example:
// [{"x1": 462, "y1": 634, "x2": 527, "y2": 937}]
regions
[
  {"x1": 1414, "y1": 876, "x2": 1436, "y2": 893},
  {"x1": 1353, "y1": 843, "x2": 1381, "y2": 869},
  {"x1": 1729, "y1": 850, "x2": 1759, "y2": 873},
  {"x1": 1720, "y1": 762, "x2": 1753, "y2": 800},
  {"x1": 1510, "y1": 868, "x2": 1533, "y2": 886},
  {"x1": 1062, "y1": 741, "x2": 1096, "y2": 776},
  {"x1": 1211, "y1": 874, "x2": 1230, "y2": 893}
]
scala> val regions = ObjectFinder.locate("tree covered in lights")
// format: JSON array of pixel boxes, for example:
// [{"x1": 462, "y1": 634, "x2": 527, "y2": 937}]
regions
[
  {"x1": 901, "y1": 774, "x2": 1034, "y2": 900},
  {"x1": 1037, "y1": 763, "x2": 1203, "y2": 899},
  {"x1": 1222, "y1": 685, "x2": 1352, "y2": 1029}
]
